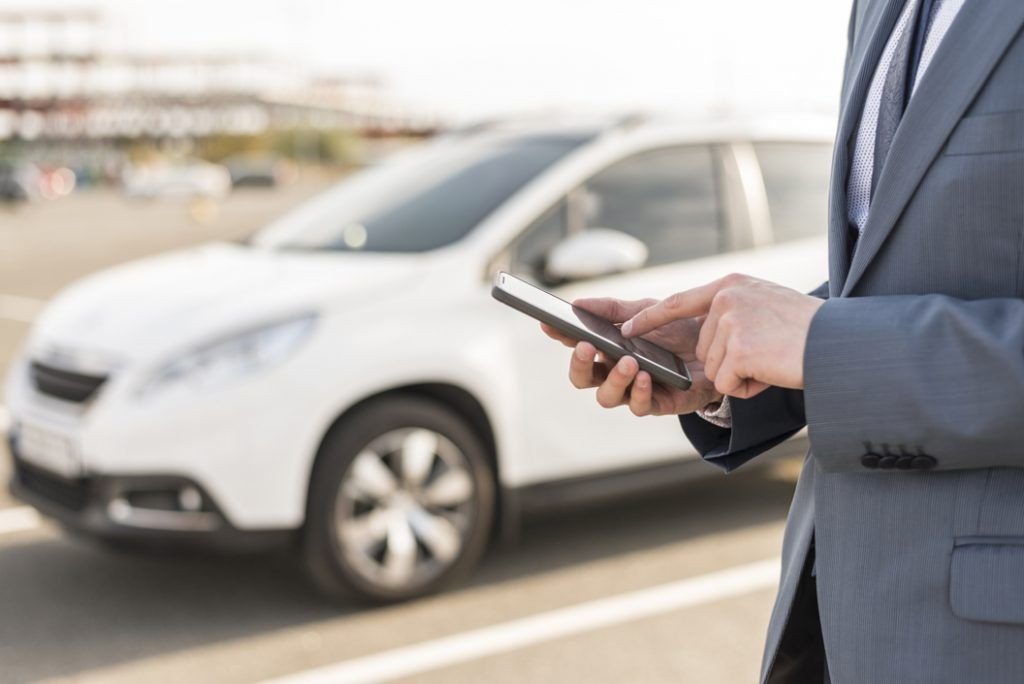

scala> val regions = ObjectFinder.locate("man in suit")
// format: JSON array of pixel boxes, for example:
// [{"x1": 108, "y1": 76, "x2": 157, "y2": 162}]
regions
[{"x1": 543, "y1": 0, "x2": 1024, "y2": 681}]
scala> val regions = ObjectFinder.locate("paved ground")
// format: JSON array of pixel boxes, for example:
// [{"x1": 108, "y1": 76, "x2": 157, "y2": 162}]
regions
[{"x1": 0, "y1": 183, "x2": 801, "y2": 684}]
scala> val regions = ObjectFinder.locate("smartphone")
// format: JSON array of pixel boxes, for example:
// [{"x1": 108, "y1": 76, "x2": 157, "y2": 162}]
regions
[{"x1": 492, "y1": 271, "x2": 692, "y2": 391}]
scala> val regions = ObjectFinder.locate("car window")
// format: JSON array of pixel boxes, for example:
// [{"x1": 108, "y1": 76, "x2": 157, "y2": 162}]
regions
[
  {"x1": 754, "y1": 142, "x2": 832, "y2": 243},
  {"x1": 510, "y1": 198, "x2": 569, "y2": 282},
  {"x1": 582, "y1": 146, "x2": 721, "y2": 267}
]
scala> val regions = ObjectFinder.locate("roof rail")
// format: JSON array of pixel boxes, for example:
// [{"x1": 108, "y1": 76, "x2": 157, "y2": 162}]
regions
[
  {"x1": 604, "y1": 112, "x2": 649, "y2": 134},
  {"x1": 436, "y1": 110, "x2": 653, "y2": 142}
]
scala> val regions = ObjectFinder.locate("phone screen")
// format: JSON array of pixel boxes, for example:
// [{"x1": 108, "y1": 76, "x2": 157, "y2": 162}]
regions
[{"x1": 494, "y1": 272, "x2": 689, "y2": 384}]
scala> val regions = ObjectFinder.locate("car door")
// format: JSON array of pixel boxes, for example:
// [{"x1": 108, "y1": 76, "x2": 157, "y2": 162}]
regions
[{"x1": 499, "y1": 137, "x2": 827, "y2": 481}]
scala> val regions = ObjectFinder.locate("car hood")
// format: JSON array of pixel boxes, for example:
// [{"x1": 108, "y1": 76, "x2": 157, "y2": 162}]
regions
[{"x1": 28, "y1": 243, "x2": 425, "y2": 367}]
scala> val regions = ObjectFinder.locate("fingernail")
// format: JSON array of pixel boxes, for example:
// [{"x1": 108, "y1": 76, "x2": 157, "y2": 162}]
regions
[
  {"x1": 618, "y1": 357, "x2": 634, "y2": 374},
  {"x1": 576, "y1": 345, "x2": 589, "y2": 360},
  {"x1": 621, "y1": 320, "x2": 633, "y2": 336}
]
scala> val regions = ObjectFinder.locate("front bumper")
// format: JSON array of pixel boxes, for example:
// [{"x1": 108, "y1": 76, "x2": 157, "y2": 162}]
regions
[
  {"x1": 8, "y1": 436, "x2": 293, "y2": 553},
  {"x1": 5, "y1": 350, "x2": 324, "y2": 530}
]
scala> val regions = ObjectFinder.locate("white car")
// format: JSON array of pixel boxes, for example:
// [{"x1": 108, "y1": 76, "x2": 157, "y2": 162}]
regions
[{"x1": 5, "y1": 117, "x2": 832, "y2": 602}]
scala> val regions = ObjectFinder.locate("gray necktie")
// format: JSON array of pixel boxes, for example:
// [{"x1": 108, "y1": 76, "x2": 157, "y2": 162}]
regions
[
  {"x1": 868, "y1": 0, "x2": 937, "y2": 197},
  {"x1": 871, "y1": 0, "x2": 922, "y2": 196}
]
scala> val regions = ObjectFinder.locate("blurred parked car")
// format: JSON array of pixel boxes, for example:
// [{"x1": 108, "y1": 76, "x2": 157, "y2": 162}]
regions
[
  {"x1": 0, "y1": 162, "x2": 39, "y2": 204},
  {"x1": 122, "y1": 159, "x2": 231, "y2": 200},
  {"x1": 224, "y1": 154, "x2": 297, "y2": 188},
  {"x1": 5, "y1": 117, "x2": 832, "y2": 602}
]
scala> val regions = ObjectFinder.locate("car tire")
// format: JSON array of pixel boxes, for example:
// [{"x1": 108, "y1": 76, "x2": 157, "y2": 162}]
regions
[{"x1": 303, "y1": 395, "x2": 495, "y2": 604}]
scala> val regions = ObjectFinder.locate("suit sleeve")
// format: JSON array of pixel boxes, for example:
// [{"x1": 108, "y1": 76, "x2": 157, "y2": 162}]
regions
[
  {"x1": 804, "y1": 295, "x2": 1024, "y2": 473},
  {"x1": 679, "y1": 280, "x2": 830, "y2": 472}
]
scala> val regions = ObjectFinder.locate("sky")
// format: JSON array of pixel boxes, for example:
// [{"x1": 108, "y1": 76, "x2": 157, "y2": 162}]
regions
[{"x1": 2, "y1": 0, "x2": 853, "y2": 122}]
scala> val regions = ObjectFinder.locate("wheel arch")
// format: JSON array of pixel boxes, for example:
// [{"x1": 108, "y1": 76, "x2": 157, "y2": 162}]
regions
[{"x1": 304, "y1": 382, "x2": 516, "y2": 542}]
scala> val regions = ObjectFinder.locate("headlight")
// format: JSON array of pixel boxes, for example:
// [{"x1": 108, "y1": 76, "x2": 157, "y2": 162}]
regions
[{"x1": 138, "y1": 313, "x2": 317, "y2": 398}]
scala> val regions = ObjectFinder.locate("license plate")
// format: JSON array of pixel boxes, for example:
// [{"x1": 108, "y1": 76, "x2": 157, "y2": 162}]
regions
[{"x1": 17, "y1": 423, "x2": 82, "y2": 478}]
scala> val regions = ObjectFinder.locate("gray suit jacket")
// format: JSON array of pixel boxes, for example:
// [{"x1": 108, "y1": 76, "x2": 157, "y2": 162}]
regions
[{"x1": 681, "y1": 2, "x2": 1024, "y2": 682}]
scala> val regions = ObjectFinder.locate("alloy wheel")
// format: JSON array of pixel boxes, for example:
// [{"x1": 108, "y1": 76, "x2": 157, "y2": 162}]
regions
[{"x1": 334, "y1": 428, "x2": 477, "y2": 590}]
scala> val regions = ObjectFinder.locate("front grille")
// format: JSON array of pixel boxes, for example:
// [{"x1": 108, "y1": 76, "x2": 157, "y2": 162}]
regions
[
  {"x1": 30, "y1": 361, "x2": 108, "y2": 403},
  {"x1": 14, "y1": 460, "x2": 90, "y2": 511}
]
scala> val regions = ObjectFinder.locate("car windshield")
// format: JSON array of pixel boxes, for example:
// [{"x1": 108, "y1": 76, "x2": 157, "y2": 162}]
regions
[{"x1": 253, "y1": 133, "x2": 587, "y2": 253}]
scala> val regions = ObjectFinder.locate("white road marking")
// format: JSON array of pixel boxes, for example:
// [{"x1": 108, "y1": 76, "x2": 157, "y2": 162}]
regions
[
  {"x1": 0, "y1": 506, "x2": 40, "y2": 536},
  {"x1": 0, "y1": 294, "x2": 46, "y2": 323},
  {"x1": 0, "y1": 404, "x2": 9, "y2": 434},
  {"x1": 264, "y1": 557, "x2": 781, "y2": 684}
]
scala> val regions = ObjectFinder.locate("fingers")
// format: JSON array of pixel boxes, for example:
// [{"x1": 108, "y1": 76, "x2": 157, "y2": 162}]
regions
[
  {"x1": 714, "y1": 358, "x2": 770, "y2": 399},
  {"x1": 694, "y1": 297, "x2": 724, "y2": 362},
  {"x1": 569, "y1": 342, "x2": 601, "y2": 388},
  {"x1": 560, "y1": 277, "x2": 770, "y2": 408},
  {"x1": 711, "y1": 353, "x2": 742, "y2": 396},
  {"x1": 700, "y1": 320, "x2": 728, "y2": 383},
  {"x1": 568, "y1": 342, "x2": 641, "y2": 411},
  {"x1": 738, "y1": 380, "x2": 771, "y2": 399},
  {"x1": 573, "y1": 297, "x2": 658, "y2": 324},
  {"x1": 649, "y1": 383, "x2": 685, "y2": 416},
  {"x1": 622, "y1": 274, "x2": 751, "y2": 339},
  {"x1": 621, "y1": 283, "x2": 719, "y2": 338},
  {"x1": 628, "y1": 371, "x2": 654, "y2": 416},
  {"x1": 701, "y1": 312, "x2": 762, "y2": 399},
  {"x1": 710, "y1": 350, "x2": 769, "y2": 399},
  {"x1": 594, "y1": 356, "x2": 640, "y2": 408},
  {"x1": 541, "y1": 323, "x2": 578, "y2": 348}
]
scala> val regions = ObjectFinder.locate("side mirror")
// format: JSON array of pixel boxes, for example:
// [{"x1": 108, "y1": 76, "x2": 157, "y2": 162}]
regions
[{"x1": 544, "y1": 229, "x2": 648, "y2": 282}]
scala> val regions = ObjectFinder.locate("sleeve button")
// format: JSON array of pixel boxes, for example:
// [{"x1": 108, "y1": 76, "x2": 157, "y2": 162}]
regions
[
  {"x1": 911, "y1": 455, "x2": 937, "y2": 470},
  {"x1": 861, "y1": 453, "x2": 880, "y2": 468}
]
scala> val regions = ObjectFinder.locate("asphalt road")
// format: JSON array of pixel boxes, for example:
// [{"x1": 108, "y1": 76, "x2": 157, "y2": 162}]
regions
[{"x1": 0, "y1": 182, "x2": 801, "y2": 684}]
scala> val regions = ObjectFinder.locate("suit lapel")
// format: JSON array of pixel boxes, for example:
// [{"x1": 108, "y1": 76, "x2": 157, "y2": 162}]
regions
[
  {"x1": 841, "y1": 0, "x2": 1024, "y2": 296},
  {"x1": 827, "y1": 0, "x2": 908, "y2": 296}
]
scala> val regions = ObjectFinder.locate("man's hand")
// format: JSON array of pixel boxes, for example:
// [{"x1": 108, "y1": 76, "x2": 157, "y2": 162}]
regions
[
  {"x1": 622, "y1": 274, "x2": 825, "y2": 399},
  {"x1": 540, "y1": 297, "x2": 722, "y2": 416}
]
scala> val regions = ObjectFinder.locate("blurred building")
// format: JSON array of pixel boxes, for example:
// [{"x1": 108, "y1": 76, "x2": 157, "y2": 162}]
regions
[{"x1": 0, "y1": 6, "x2": 437, "y2": 143}]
